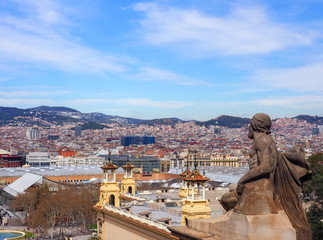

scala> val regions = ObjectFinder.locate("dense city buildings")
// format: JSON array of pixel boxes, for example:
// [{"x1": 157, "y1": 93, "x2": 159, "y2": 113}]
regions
[
  {"x1": 0, "y1": 114, "x2": 321, "y2": 240},
  {"x1": 0, "y1": 117, "x2": 321, "y2": 173}
]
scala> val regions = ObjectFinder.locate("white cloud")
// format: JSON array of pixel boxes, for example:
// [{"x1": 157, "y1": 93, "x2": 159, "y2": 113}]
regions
[
  {"x1": 133, "y1": 3, "x2": 317, "y2": 56},
  {"x1": 200, "y1": 94, "x2": 323, "y2": 110},
  {"x1": 253, "y1": 95, "x2": 323, "y2": 109},
  {"x1": 132, "y1": 67, "x2": 215, "y2": 86},
  {"x1": 251, "y1": 62, "x2": 323, "y2": 92},
  {"x1": 0, "y1": 98, "x2": 54, "y2": 105},
  {"x1": 113, "y1": 98, "x2": 194, "y2": 108},
  {"x1": 13, "y1": 0, "x2": 67, "y2": 25},
  {"x1": 0, "y1": 90, "x2": 70, "y2": 97},
  {"x1": 67, "y1": 98, "x2": 194, "y2": 109},
  {"x1": 0, "y1": 0, "x2": 124, "y2": 72}
]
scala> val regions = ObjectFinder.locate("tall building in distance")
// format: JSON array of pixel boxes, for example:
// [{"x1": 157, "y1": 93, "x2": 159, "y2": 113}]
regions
[
  {"x1": 319, "y1": 125, "x2": 323, "y2": 135},
  {"x1": 214, "y1": 128, "x2": 221, "y2": 134},
  {"x1": 75, "y1": 125, "x2": 82, "y2": 137},
  {"x1": 121, "y1": 136, "x2": 155, "y2": 146},
  {"x1": 312, "y1": 127, "x2": 319, "y2": 136},
  {"x1": 26, "y1": 127, "x2": 39, "y2": 139}
]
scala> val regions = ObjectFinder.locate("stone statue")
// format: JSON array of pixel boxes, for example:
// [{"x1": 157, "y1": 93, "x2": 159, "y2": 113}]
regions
[{"x1": 219, "y1": 113, "x2": 312, "y2": 240}]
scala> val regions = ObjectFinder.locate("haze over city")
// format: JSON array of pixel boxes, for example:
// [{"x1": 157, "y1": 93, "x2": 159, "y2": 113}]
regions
[{"x1": 0, "y1": 0, "x2": 322, "y2": 120}]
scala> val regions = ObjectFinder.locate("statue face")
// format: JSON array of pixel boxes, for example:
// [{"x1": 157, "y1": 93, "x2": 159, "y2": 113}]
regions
[{"x1": 248, "y1": 125, "x2": 254, "y2": 139}]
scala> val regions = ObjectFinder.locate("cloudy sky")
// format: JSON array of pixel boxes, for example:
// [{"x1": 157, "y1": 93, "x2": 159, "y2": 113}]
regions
[{"x1": 0, "y1": 0, "x2": 322, "y2": 120}]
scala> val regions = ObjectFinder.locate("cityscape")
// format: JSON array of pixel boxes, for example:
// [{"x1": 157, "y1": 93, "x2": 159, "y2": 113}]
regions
[
  {"x1": 0, "y1": 0, "x2": 323, "y2": 239},
  {"x1": 0, "y1": 106, "x2": 322, "y2": 239}
]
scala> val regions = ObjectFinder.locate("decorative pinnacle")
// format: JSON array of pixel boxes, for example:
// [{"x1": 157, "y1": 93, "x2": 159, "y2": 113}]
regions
[
  {"x1": 194, "y1": 161, "x2": 198, "y2": 170},
  {"x1": 194, "y1": 150, "x2": 198, "y2": 170},
  {"x1": 186, "y1": 158, "x2": 189, "y2": 170}
]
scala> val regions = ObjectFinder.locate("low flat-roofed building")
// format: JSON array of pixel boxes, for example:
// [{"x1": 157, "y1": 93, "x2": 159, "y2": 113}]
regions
[
  {"x1": 50, "y1": 155, "x2": 105, "y2": 166},
  {"x1": 26, "y1": 152, "x2": 50, "y2": 167},
  {"x1": 110, "y1": 155, "x2": 160, "y2": 174}
]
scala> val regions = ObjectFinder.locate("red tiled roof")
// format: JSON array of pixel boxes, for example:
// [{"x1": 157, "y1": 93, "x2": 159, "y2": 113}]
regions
[
  {"x1": 183, "y1": 169, "x2": 209, "y2": 182},
  {"x1": 122, "y1": 162, "x2": 135, "y2": 170},
  {"x1": 101, "y1": 162, "x2": 118, "y2": 171},
  {"x1": 179, "y1": 169, "x2": 191, "y2": 178}
]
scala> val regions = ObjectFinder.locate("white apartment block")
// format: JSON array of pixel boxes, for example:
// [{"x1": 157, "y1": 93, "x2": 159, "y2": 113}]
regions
[
  {"x1": 50, "y1": 156, "x2": 105, "y2": 166},
  {"x1": 27, "y1": 152, "x2": 50, "y2": 167}
]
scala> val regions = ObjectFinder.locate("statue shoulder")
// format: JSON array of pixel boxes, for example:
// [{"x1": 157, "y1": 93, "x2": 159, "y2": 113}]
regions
[{"x1": 254, "y1": 133, "x2": 275, "y2": 149}]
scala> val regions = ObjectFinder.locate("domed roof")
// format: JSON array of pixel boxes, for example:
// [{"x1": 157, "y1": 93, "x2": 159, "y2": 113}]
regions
[
  {"x1": 122, "y1": 162, "x2": 135, "y2": 170},
  {"x1": 183, "y1": 169, "x2": 209, "y2": 182},
  {"x1": 180, "y1": 168, "x2": 191, "y2": 178},
  {"x1": 101, "y1": 161, "x2": 118, "y2": 171}
]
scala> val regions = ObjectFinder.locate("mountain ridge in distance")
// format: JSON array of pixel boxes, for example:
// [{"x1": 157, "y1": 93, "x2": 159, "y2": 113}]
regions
[
  {"x1": 0, "y1": 106, "x2": 321, "y2": 127},
  {"x1": 27, "y1": 105, "x2": 80, "y2": 113}
]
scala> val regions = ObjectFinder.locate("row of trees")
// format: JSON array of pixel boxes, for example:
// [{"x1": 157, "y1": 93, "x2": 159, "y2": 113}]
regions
[
  {"x1": 12, "y1": 183, "x2": 99, "y2": 239},
  {"x1": 302, "y1": 153, "x2": 323, "y2": 240}
]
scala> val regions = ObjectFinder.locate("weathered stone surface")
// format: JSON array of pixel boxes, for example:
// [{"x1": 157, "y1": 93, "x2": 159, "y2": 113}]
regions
[
  {"x1": 233, "y1": 178, "x2": 278, "y2": 215},
  {"x1": 189, "y1": 210, "x2": 296, "y2": 240},
  {"x1": 218, "y1": 113, "x2": 311, "y2": 240}
]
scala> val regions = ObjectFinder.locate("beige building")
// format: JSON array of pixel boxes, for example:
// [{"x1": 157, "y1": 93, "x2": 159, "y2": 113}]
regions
[
  {"x1": 95, "y1": 205, "x2": 178, "y2": 240},
  {"x1": 120, "y1": 162, "x2": 136, "y2": 195},
  {"x1": 187, "y1": 150, "x2": 242, "y2": 168},
  {"x1": 180, "y1": 169, "x2": 211, "y2": 226},
  {"x1": 211, "y1": 153, "x2": 239, "y2": 167},
  {"x1": 160, "y1": 159, "x2": 171, "y2": 173},
  {"x1": 186, "y1": 150, "x2": 210, "y2": 167},
  {"x1": 96, "y1": 162, "x2": 120, "y2": 207}
]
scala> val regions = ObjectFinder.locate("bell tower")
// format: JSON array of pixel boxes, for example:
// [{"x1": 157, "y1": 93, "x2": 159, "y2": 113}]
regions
[
  {"x1": 178, "y1": 167, "x2": 192, "y2": 199},
  {"x1": 180, "y1": 162, "x2": 211, "y2": 226},
  {"x1": 97, "y1": 159, "x2": 120, "y2": 207},
  {"x1": 120, "y1": 156, "x2": 136, "y2": 195}
]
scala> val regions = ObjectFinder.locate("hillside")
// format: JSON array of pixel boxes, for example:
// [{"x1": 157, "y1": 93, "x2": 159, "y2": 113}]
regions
[
  {"x1": 196, "y1": 115, "x2": 251, "y2": 128},
  {"x1": 140, "y1": 118, "x2": 184, "y2": 126},
  {"x1": 27, "y1": 106, "x2": 80, "y2": 113},
  {"x1": 80, "y1": 122, "x2": 109, "y2": 130},
  {"x1": 294, "y1": 115, "x2": 323, "y2": 125}
]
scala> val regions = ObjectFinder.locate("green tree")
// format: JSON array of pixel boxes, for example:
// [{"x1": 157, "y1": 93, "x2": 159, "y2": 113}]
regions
[{"x1": 303, "y1": 153, "x2": 323, "y2": 240}]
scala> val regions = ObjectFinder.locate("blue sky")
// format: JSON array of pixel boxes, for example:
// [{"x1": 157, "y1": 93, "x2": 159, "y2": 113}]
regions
[{"x1": 0, "y1": 0, "x2": 322, "y2": 120}]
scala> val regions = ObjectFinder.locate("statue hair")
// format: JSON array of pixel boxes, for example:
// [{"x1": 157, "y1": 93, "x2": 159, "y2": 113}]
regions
[{"x1": 250, "y1": 113, "x2": 272, "y2": 135}]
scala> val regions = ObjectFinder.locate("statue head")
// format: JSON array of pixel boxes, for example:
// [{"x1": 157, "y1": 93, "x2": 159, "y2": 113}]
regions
[{"x1": 248, "y1": 113, "x2": 271, "y2": 139}]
